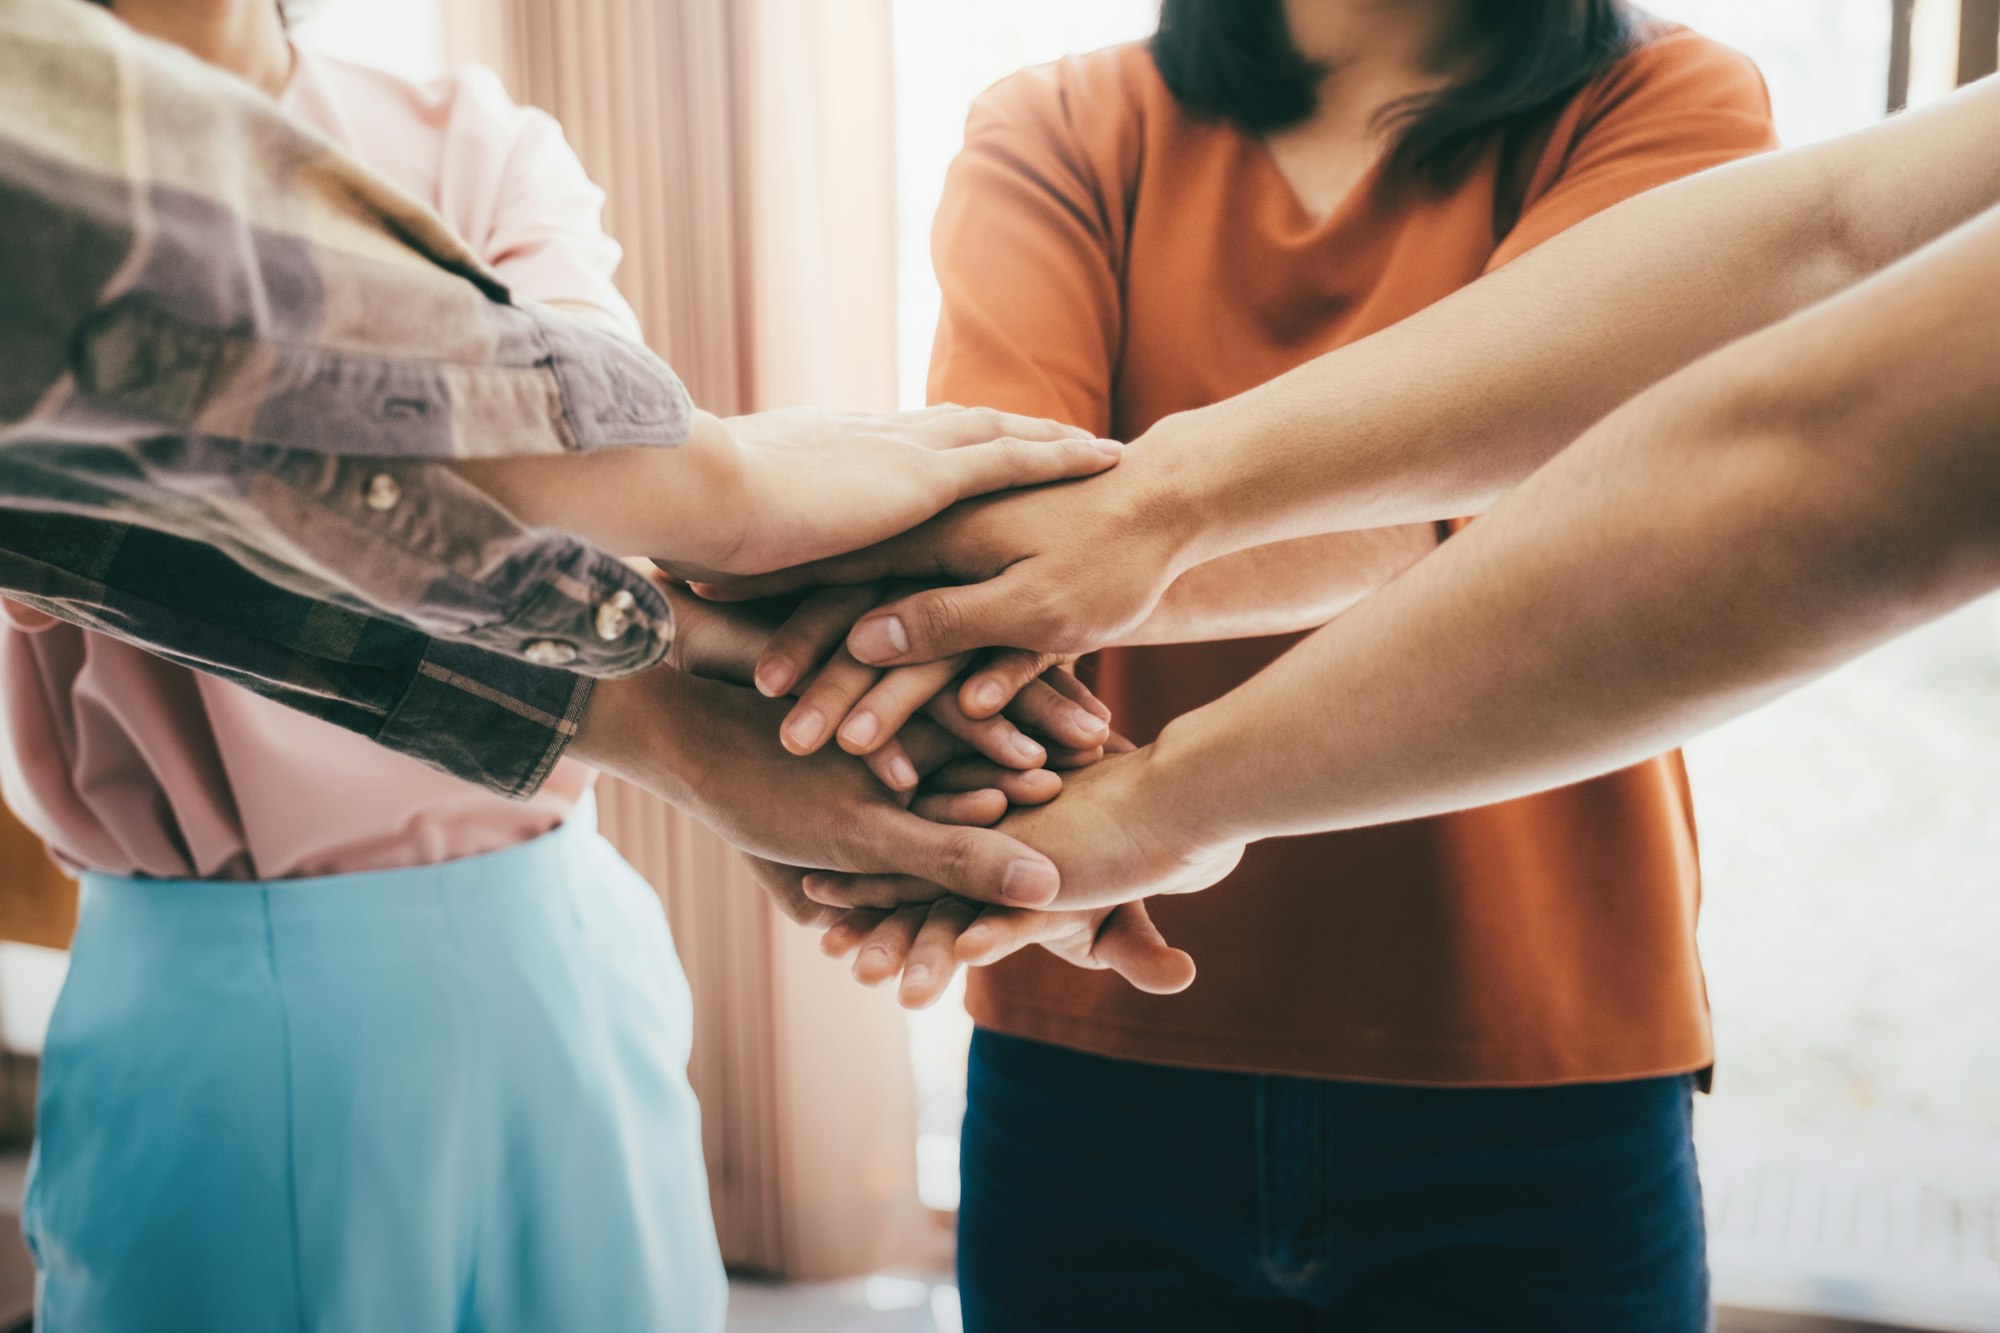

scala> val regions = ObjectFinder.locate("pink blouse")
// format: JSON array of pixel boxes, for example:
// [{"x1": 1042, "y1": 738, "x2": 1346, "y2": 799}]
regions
[{"x1": 0, "y1": 48, "x2": 637, "y2": 881}]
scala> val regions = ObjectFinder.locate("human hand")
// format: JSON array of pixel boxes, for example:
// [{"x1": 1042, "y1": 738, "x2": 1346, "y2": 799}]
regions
[
  {"x1": 749, "y1": 584, "x2": 1115, "y2": 778},
  {"x1": 648, "y1": 572, "x2": 789, "y2": 685},
  {"x1": 656, "y1": 406, "x2": 1125, "y2": 582},
  {"x1": 693, "y1": 432, "x2": 1198, "y2": 668},
  {"x1": 820, "y1": 897, "x2": 1195, "y2": 1009},
  {"x1": 449, "y1": 405, "x2": 1123, "y2": 588},
  {"x1": 642, "y1": 573, "x2": 1095, "y2": 793},
  {"x1": 742, "y1": 732, "x2": 1071, "y2": 928},
  {"x1": 572, "y1": 668, "x2": 1079, "y2": 903},
  {"x1": 798, "y1": 744, "x2": 1246, "y2": 915}
]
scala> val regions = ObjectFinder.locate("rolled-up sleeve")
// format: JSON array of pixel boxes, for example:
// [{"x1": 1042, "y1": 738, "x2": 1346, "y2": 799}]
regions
[
  {"x1": 0, "y1": 512, "x2": 597, "y2": 799},
  {"x1": 0, "y1": 0, "x2": 694, "y2": 793}
]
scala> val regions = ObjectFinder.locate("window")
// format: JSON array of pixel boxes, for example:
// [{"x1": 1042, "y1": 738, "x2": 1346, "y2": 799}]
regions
[
  {"x1": 1651, "y1": 5, "x2": 2000, "y2": 1324},
  {"x1": 292, "y1": 0, "x2": 443, "y2": 82}
]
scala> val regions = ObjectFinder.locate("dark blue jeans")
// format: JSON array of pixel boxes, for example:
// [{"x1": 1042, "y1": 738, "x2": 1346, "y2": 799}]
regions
[{"x1": 957, "y1": 1030, "x2": 1708, "y2": 1332}]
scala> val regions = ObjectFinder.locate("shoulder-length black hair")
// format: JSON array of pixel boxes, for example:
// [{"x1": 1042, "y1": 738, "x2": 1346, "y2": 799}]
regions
[{"x1": 1152, "y1": 0, "x2": 1640, "y2": 189}]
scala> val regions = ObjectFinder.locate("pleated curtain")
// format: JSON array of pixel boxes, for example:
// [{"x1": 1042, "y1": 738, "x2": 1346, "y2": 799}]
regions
[{"x1": 441, "y1": 0, "x2": 929, "y2": 1280}]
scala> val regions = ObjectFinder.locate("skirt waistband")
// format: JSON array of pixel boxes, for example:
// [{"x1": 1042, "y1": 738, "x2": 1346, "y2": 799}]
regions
[{"x1": 80, "y1": 795, "x2": 601, "y2": 901}]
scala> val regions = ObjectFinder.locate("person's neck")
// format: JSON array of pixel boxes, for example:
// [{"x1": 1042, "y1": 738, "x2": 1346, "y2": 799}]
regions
[
  {"x1": 108, "y1": 0, "x2": 292, "y2": 96},
  {"x1": 1282, "y1": 0, "x2": 1474, "y2": 131}
]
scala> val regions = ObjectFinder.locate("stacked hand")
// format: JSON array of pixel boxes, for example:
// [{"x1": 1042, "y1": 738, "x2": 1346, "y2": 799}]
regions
[
  {"x1": 568, "y1": 403, "x2": 1238, "y2": 1008},
  {"x1": 808, "y1": 744, "x2": 1244, "y2": 1005},
  {"x1": 641, "y1": 558, "x2": 1225, "y2": 1004},
  {"x1": 692, "y1": 410, "x2": 1207, "y2": 688}
]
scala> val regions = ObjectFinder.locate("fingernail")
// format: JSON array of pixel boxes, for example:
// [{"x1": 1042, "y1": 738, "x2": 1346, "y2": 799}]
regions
[
  {"x1": 1002, "y1": 858, "x2": 1058, "y2": 903},
  {"x1": 850, "y1": 616, "x2": 910, "y2": 664},
  {"x1": 785, "y1": 708, "x2": 827, "y2": 751},
  {"x1": 958, "y1": 927, "x2": 989, "y2": 953},
  {"x1": 886, "y1": 755, "x2": 919, "y2": 791},
  {"x1": 970, "y1": 681, "x2": 1006, "y2": 713},
  {"x1": 1071, "y1": 706, "x2": 1109, "y2": 737},
  {"x1": 755, "y1": 660, "x2": 793, "y2": 698},
  {"x1": 904, "y1": 963, "x2": 933, "y2": 988},
  {"x1": 1092, "y1": 439, "x2": 1125, "y2": 456},
  {"x1": 840, "y1": 712, "x2": 881, "y2": 749},
  {"x1": 802, "y1": 873, "x2": 836, "y2": 900},
  {"x1": 1007, "y1": 734, "x2": 1046, "y2": 765}
]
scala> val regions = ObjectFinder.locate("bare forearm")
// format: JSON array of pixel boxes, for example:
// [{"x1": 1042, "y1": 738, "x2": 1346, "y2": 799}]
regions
[
  {"x1": 1120, "y1": 525, "x2": 1435, "y2": 645},
  {"x1": 1157, "y1": 203, "x2": 2000, "y2": 847},
  {"x1": 447, "y1": 411, "x2": 747, "y2": 564},
  {"x1": 1143, "y1": 77, "x2": 2000, "y2": 569}
]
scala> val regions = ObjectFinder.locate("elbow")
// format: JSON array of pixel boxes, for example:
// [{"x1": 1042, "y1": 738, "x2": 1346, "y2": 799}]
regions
[{"x1": 1803, "y1": 154, "x2": 1880, "y2": 307}]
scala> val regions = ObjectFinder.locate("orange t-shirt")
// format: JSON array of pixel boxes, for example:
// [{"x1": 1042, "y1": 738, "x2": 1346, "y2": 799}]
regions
[{"x1": 932, "y1": 27, "x2": 1777, "y2": 1086}]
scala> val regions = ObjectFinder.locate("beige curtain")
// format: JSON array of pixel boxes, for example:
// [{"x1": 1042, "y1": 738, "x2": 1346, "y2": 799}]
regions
[{"x1": 442, "y1": 0, "x2": 927, "y2": 1280}]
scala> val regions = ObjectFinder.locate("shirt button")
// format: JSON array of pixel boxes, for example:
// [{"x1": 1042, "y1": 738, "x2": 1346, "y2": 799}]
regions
[
  {"x1": 364, "y1": 473, "x2": 403, "y2": 511},
  {"x1": 595, "y1": 589, "x2": 637, "y2": 642},
  {"x1": 523, "y1": 639, "x2": 579, "y2": 667}
]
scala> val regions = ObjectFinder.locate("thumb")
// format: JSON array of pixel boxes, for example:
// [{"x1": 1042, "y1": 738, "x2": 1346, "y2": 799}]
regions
[
  {"x1": 854, "y1": 808, "x2": 1062, "y2": 907},
  {"x1": 937, "y1": 435, "x2": 1124, "y2": 504},
  {"x1": 848, "y1": 572, "x2": 1047, "y2": 666},
  {"x1": 1093, "y1": 902, "x2": 1196, "y2": 994}
]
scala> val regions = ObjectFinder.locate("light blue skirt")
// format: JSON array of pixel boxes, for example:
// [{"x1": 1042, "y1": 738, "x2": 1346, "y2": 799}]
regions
[{"x1": 22, "y1": 799, "x2": 726, "y2": 1332}]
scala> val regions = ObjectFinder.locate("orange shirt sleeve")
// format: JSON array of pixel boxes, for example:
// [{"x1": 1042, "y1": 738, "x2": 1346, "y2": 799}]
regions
[
  {"x1": 1490, "y1": 27, "x2": 1779, "y2": 269},
  {"x1": 927, "y1": 60, "x2": 1134, "y2": 435}
]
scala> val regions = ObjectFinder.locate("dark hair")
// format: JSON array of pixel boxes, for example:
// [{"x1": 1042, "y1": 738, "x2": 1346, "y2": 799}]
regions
[{"x1": 1152, "y1": 0, "x2": 1640, "y2": 188}]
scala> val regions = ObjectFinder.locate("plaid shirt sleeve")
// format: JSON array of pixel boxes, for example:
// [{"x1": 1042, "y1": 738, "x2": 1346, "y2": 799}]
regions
[{"x1": 0, "y1": 0, "x2": 693, "y2": 796}]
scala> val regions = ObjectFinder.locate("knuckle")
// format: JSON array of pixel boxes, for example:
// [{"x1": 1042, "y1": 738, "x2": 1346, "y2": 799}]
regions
[
  {"x1": 931, "y1": 828, "x2": 979, "y2": 891},
  {"x1": 910, "y1": 594, "x2": 965, "y2": 650},
  {"x1": 996, "y1": 650, "x2": 1045, "y2": 690},
  {"x1": 827, "y1": 816, "x2": 880, "y2": 874}
]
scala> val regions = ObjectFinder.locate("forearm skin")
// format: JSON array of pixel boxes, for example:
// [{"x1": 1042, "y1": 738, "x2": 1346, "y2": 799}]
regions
[
  {"x1": 1150, "y1": 201, "x2": 2000, "y2": 851},
  {"x1": 1140, "y1": 78, "x2": 2000, "y2": 567}
]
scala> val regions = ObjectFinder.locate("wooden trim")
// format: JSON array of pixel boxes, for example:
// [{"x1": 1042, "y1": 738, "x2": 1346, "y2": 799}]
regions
[
  {"x1": 1887, "y1": 0, "x2": 1917, "y2": 112},
  {"x1": 1958, "y1": 0, "x2": 2000, "y2": 85},
  {"x1": 0, "y1": 807, "x2": 75, "y2": 950}
]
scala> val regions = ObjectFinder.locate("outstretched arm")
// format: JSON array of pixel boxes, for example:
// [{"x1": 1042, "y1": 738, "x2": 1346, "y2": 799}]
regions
[
  {"x1": 449, "y1": 405, "x2": 1122, "y2": 582},
  {"x1": 715, "y1": 74, "x2": 2000, "y2": 670},
  {"x1": 804, "y1": 197, "x2": 2000, "y2": 916},
  {"x1": 1154, "y1": 200, "x2": 2000, "y2": 849}
]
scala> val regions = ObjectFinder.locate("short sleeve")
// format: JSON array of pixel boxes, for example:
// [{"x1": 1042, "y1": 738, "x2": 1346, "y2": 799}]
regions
[
  {"x1": 928, "y1": 57, "x2": 1137, "y2": 434},
  {"x1": 1490, "y1": 27, "x2": 1778, "y2": 270}
]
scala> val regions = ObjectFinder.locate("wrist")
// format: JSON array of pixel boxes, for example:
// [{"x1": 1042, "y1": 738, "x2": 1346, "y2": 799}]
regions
[
  {"x1": 1128, "y1": 403, "x2": 1276, "y2": 574},
  {"x1": 1118, "y1": 412, "x2": 1209, "y2": 583},
  {"x1": 1148, "y1": 706, "x2": 1264, "y2": 852},
  {"x1": 654, "y1": 413, "x2": 755, "y2": 572},
  {"x1": 570, "y1": 667, "x2": 702, "y2": 808}
]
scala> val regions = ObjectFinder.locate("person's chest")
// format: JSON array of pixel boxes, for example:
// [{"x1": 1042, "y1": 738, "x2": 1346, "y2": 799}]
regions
[{"x1": 1112, "y1": 128, "x2": 1514, "y2": 438}]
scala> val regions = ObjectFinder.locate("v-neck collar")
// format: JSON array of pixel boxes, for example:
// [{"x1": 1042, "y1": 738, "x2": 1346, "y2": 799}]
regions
[{"x1": 1240, "y1": 130, "x2": 1390, "y2": 240}]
